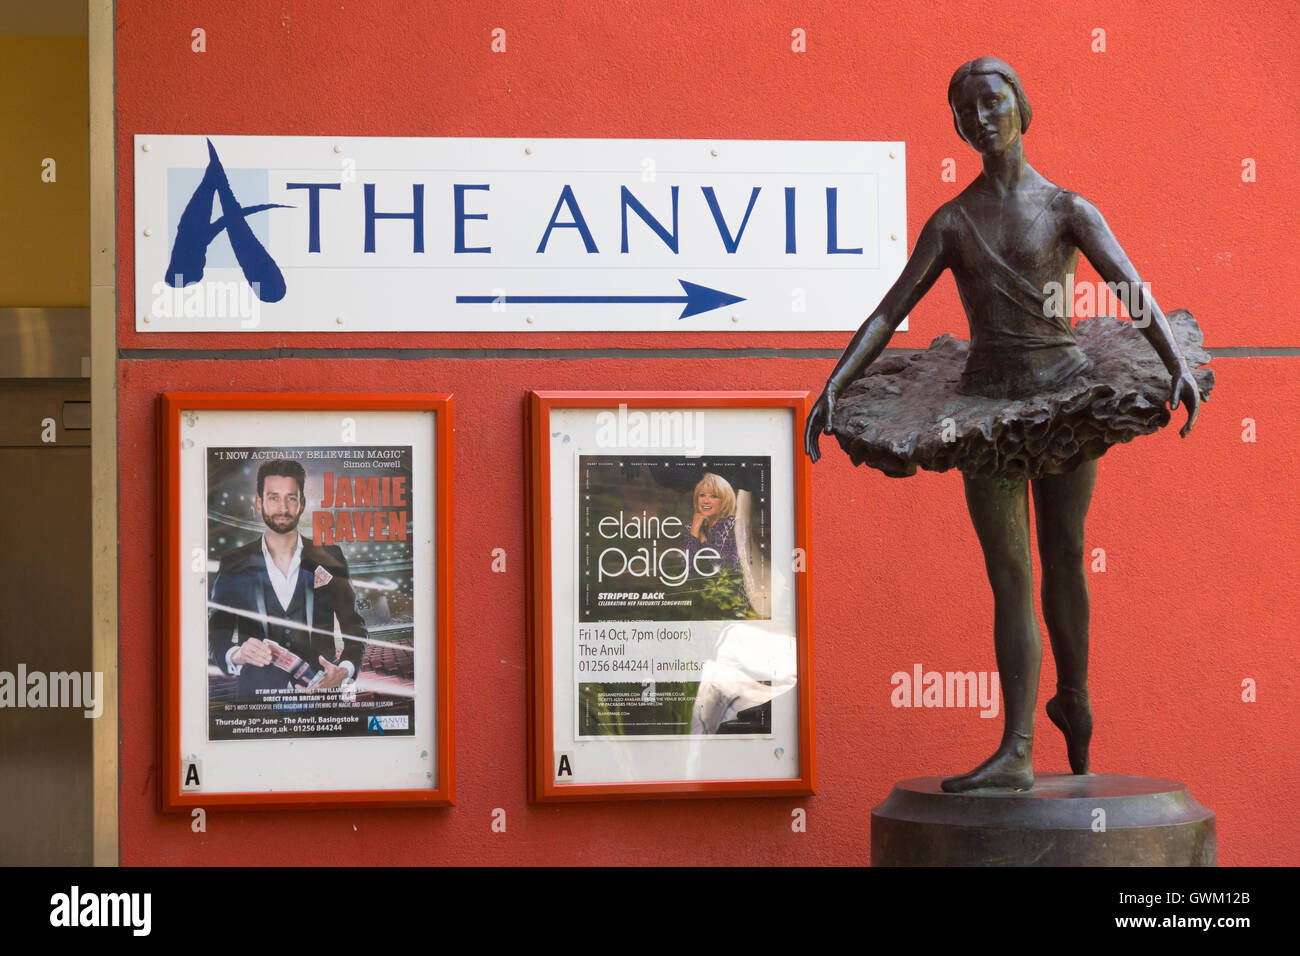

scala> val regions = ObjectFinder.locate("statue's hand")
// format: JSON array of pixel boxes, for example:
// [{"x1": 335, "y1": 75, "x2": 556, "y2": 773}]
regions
[
  {"x1": 1169, "y1": 367, "x2": 1200, "y2": 438},
  {"x1": 804, "y1": 387, "x2": 836, "y2": 463}
]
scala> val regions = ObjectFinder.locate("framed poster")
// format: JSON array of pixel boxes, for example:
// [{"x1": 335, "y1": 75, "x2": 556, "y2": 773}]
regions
[
  {"x1": 157, "y1": 393, "x2": 454, "y2": 810},
  {"x1": 526, "y1": 391, "x2": 815, "y2": 801}
]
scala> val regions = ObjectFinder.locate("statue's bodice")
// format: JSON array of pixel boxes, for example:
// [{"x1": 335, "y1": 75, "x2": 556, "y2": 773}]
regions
[{"x1": 950, "y1": 189, "x2": 1091, "y2": 399}]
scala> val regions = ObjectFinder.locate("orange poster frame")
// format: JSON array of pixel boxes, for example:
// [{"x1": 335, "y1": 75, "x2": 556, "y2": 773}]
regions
[
  {"x1": 526, "y1": 391, "x2": 816, "y2": 802},
  {"x1": 157, "y1": 392, "x2": 455, "y2": 811}
]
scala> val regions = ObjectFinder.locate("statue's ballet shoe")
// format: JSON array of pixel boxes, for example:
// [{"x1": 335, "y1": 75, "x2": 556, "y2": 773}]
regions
[
  {"x1": 1046, "y1": 685, "x2": 1093, "y2": 775},
  {"x1": 941, "y1": 731, "x2": 1034, "y2": 792}
]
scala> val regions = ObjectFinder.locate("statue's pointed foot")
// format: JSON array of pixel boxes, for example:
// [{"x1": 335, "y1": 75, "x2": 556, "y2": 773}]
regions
[
  {"x1": 1046, "y1": 685, "x2": 1093, "y2": 775},
  {"x1": 941, "y1": 732, "x2": 1034, "y2": 792}
]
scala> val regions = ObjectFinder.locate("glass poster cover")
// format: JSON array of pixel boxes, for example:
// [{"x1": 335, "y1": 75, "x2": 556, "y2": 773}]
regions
[
  {"x1": 528, "y1": 392, "x2": 815, "y2": 801},
  {"x1": 158, "y1": 393, "x2": 454, "y2": 811}
]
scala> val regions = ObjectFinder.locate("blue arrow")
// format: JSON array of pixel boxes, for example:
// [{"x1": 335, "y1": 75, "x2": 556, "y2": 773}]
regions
[{"x1": 456, "y1": 279, "x2": 745, "y2": 319}]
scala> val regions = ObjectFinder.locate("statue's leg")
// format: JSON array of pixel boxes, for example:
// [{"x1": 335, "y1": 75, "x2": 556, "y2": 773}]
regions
[
  {"x1": 941, "y1": 474, "x2": 1038, "y2": 793},
  {"x1": 1033, "y1": 458, "x2": 1098, "y2": 775}
]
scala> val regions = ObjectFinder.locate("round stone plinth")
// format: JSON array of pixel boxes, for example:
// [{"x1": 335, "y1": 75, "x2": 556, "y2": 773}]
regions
[{"x1": 871, "y1": 773, "x2": 1215, "y2": 867}]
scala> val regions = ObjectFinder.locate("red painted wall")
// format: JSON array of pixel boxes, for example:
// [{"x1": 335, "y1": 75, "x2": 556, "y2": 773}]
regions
[{"x1": 116, "y1": 0, "x2": 1300, "y2": 865}]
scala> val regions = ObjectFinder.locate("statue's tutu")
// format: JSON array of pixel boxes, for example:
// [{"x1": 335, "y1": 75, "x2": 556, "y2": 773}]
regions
[{"x1": 831, "y1": 310, "x2": 1214, "y2": 480}]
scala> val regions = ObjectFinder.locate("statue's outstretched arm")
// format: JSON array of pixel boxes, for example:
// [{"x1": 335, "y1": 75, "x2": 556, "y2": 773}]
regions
[
  {"x1": 1066, "y1": 194, "x2": 1201, "y2": 436},
  {"x1": 805, "y1": 209, "x2": 949, "y2": 461}
]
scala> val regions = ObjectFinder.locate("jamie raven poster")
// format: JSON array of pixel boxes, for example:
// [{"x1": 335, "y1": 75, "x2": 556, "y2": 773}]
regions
[{"x1": 205, "y1": 446, "x2": 417, "y2": 741}]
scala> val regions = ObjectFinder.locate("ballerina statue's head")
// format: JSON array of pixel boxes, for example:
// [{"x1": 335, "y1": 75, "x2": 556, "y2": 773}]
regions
[{"x1": 947, "y1": 56, "x2": 1032, "y2": 155}]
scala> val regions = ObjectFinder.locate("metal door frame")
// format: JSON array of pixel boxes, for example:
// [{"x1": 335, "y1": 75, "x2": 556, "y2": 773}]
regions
[{"x1": 90, "y1": 0, "x2": 118, "y2": 867}]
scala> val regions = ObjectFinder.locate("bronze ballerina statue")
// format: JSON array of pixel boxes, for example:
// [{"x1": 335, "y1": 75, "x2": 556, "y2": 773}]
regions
[{"x1": 805, "y1": 57, "x2": 1213, "y2": 792}]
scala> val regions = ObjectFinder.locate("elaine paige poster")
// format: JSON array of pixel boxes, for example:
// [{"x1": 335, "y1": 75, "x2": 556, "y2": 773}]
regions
[
  {"x1": 205, "y1": 445, "x2": 417, "y2": 742},
  {"x1": 575, "y1": 454, "x2": 773, "y2": 737}
]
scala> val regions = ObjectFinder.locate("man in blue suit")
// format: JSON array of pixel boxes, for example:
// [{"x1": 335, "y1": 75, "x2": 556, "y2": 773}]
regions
[{"x1": 208, "y1": 459, "x2": 367, "y2": 701}]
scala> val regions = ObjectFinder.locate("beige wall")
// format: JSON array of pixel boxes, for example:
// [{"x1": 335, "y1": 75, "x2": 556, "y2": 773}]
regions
[{"x1": 0, "y1": 34, "x2": 89, "y2": 306}]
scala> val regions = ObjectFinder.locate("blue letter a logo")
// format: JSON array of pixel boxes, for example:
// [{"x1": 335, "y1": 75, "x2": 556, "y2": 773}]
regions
[{"x1": 165, "y1": 139, "x2": 291, "y2": 302}]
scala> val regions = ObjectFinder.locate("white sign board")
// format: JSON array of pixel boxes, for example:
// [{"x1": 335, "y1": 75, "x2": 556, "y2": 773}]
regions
[{"x1": 134, "y1": 136, "x2": 907, "y2": 333}]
